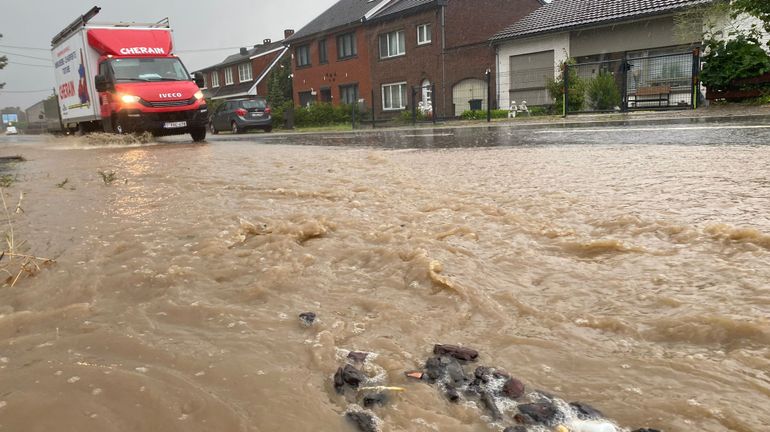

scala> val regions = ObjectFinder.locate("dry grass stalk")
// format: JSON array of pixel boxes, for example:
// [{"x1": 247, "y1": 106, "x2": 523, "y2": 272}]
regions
[{"x1": 0, "y1": 189, "x2": 54, "y2": 287}]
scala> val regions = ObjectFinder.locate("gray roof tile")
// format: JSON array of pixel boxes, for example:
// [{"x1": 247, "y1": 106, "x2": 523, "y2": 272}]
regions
[
  {"x1": 286, "y1": 0, "x2": 380, "y2": 42},
  {"x1": 372, "y1": 0, "x2": 436, "y2": 20},
  {"x1": 490, "y1": 0, "x2": 713, "y2": 42}
]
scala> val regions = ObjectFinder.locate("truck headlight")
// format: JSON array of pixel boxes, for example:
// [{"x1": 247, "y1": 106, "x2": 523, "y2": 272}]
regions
[
  {"x1": 194, "y1": 91, "x2": 204, "y2": 100},
  {"x1": 120, "y1": 94, "x2": 141, "y2": 104}
]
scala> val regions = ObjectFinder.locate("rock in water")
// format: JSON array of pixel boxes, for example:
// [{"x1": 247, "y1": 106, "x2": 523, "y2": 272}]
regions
[
  {"x1": 299, "y1": 312, "x2": 316, "y2": 327},
  {"x1": 433, "y1": 344, "x2": 479, "y2": 362},
  {"x1": 516, "y1": 402, "x2": 559, "y2": 425},
  {"x1": 444, "y1": 385, "x2": 461, "y2": 403},
  {"x1": 347, "y1": 351, "x2": 368, "y2": 363},
  {"x1": 502, "y1": 378, "x2": 526, "y2": 399},
  {"x1": 570, "y1": 402, "x2": 604, "y2": 420},
  {"x1": 345, "y1": 411, "x2": 378, "y2": 432},
  {"x1": 362, "y1": 393, "x2": 388, "y2": 408},
  {"x1": 479, "y1": 392, "x2": 503, "y2": 420},
  {"x1": 504, "y1": 427, "x2": 527, "y2": 432},
  {"x1": 334, "y1": 365, "x2": 366, "y2": 393}
]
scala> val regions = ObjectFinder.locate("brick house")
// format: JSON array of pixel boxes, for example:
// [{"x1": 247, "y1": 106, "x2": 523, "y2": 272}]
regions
[
  {"x1": 366, "y1": 0, "x2": 543, "y2": 118},
  {"x1": 284, "y1": 0, "x2": 380, "y2": 108},
  {"x1": 286, "y1": 0, "x2": 542, "y2": 118},
  {"x1": 195, "y1": 31, "x2": 292, "y2": 102}
]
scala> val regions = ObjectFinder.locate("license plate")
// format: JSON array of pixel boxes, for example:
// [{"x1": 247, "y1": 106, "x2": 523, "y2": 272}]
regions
[
  {"x1": 164, "y1": 121, "x2": 187, "y2": 129},
  {"x1": 251, "y1": 113, "x2": 263, "y2": 118}
]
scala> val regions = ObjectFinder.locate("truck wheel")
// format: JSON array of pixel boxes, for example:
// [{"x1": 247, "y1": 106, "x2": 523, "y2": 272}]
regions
[
  {"x1": 231, "y1": 121, "x2": 242, "y2": 134},
  {"x1": 209, "y1": 122, "x2": 218, "y2": 135},
  {"x1": 190, "y1": 127, "x2": 207, "y2": 142}
]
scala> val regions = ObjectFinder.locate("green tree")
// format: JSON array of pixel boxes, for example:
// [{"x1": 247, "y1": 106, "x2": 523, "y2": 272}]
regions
[
  {"x1": 587, "y1": 72, "x2": 622, "y2": 110},
  {"x1": 732, "y1": 0, "x2": 770, "y2": 35},
  {"x1": 267, "y1": 54, "x2": 292, "y2": 107},
  {"x1": 547, "y1": 58, "x2": 587, "y2": 113},
  {"x1": 0, "y1": 34, "x2": 7, "y2": 90}
]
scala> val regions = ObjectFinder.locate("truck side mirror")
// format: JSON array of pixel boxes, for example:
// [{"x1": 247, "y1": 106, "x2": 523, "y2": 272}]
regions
[
  {"x1": 95, "y1": 75, "x2": 112, "y2": 92},
  {"x1": 193, "y1": 72, "x2": 205, "y2": 88}
]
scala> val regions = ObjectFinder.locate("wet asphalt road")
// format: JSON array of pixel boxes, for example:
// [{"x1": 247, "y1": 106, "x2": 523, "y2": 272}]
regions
[{"x1": 203, "y1": 121, "x2": 770, "y2": 148}]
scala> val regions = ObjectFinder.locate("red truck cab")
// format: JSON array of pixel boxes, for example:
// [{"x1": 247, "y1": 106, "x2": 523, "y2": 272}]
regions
[{"x1": 91, "y1": 29, "x2": 208, "y2": 141}]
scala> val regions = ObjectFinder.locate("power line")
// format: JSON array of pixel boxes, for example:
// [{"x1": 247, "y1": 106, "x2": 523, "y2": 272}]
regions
[
  {"x1": 0, "y1": 44, "x2": 49, "y2": 52},
  {"x1": 0, "y1": 51, "x2": 50, "y2": 62},
  {"x1": 6, "y1": 61, "x2": 52, "y2": 68},
  {"x1": 0, "y1": 89, "x2": 52, "y2": 93},
  {"x1": 175, "y1": 46, "x2": 254, "y2": 53}
]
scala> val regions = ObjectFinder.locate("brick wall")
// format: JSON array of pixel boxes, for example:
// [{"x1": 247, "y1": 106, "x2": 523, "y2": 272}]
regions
[{"x1": 291, "y1": 26, "x2": 372, "y2": 108}]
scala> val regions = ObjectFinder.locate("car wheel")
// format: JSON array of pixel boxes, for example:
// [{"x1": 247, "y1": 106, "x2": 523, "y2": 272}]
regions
[
  {"x1": 263, "y1": 126, "x2": 273, "y2": 133},
  {"x1": 190, "y1": 127, "x2": 207, "y2": 142},
  {"x1": 210, "y1": 122, "x2": 218, "y2": 135},
  {"x1": 231, "y1": 121, "x2": 242, "y2": 134}
]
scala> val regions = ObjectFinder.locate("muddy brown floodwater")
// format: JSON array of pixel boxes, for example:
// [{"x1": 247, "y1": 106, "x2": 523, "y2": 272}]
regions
[{"x1": 0, "y1": 133, "x2": 768, "y2": 432}]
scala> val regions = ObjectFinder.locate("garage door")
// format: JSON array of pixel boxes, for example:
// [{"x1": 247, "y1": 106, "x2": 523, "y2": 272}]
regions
[
  {"x1": 452, "y1": 78, "x2": 487, "y2": 117},
  {"x1": 509, "y1": 50, "x2": 554, "y2": 106}
]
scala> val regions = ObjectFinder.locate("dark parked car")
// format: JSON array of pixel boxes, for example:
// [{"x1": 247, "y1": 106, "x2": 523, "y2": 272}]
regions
[{"x1": 209, "y1": 97, "x2": 272, "y2": 134}]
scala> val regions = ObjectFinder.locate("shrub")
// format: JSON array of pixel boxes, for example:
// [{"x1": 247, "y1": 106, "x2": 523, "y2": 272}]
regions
[
  {"x1": 701, "y1": 33, "x2": 770, "y2": 90},
  {"x1": 292, "y1": 102, "x2": 361, "y2": 127},
  {"x1": 587, "y1": 72, "x2": 622, "y2": 110},
  {"x1": 547, "y1": 59, "x2": 587, "y2": 113}
]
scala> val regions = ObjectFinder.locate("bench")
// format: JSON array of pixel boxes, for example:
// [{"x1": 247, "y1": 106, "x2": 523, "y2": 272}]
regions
[{"x1": 631, "y1": 85, "x2": 671, "y2": 108}]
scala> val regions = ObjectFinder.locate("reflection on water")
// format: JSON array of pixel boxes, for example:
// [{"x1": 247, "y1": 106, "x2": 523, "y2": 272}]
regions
[{"x1": 0, "y1": 131, "x2": 768, "y2": 432}]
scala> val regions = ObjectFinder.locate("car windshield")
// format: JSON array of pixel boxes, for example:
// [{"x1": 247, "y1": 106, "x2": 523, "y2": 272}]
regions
[
  {"x1": 239, "y1": 99, "x2": 267, "y2": 109},
  {"x1": 110, "y1": 58, "x2": 189, "y2": 82}
]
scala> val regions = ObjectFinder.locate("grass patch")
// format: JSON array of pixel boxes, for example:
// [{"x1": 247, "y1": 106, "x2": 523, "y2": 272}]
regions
[
  {"x1": 0, "y1": 190, "x2": 54, "y2": 287},
  {"x1": 97, "y1": 170, "x2": 117, "y2": 185}
]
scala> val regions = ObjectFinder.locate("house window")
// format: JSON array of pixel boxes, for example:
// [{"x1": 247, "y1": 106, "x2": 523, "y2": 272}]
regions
[
  {"x1": 379, "y1": 30, "x2": 406, "y2": 59},
  {"x1": 337, "y1": 32, "x2": 357, "y2": 59},
  {"x1": 319, "y1": 39, "x2": 328, "y2": 64},
  {"x1": 296, "y1": 45, "x2": 311, "y2": 67},
  {"x1": 298, "y1": 91, "x2": 315, "y2": 107},
  {"x1": 340, "y1": 84, "x2": 359, "y2": 105},
  {"x1": 211, "y1": 71, "x2": 220, "y2": 88},
  {"x1": 224, "y1": 67, "x2": 234, "y2": 85},
  {"x1": 238, "y1": 63, "x2": 252, "y2": 82},
  {"x1": 417, "y1": 24, "x2": 432, "y2": 45},
  {"x1": 201, "y1": 74, "x2": 208, "y2": 89},
  {"x1": 382, "y1": 82, "x2": 407, "y2": 111}
]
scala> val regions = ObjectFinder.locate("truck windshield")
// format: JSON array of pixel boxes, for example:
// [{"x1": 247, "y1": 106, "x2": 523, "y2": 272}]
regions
[{"x1": 110, "y1": 58, "x2": 189, "y2": 82}]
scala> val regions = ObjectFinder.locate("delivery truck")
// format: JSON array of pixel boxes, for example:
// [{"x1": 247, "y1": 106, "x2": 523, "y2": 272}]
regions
[{"x1": 51, "y1": 6, "x2": 208, "y2": 141}]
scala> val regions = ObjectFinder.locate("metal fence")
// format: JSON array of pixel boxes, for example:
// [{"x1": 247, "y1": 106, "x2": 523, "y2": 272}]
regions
[{"x1": 563, "y1": 50, "x2": 700, "y2": 115}]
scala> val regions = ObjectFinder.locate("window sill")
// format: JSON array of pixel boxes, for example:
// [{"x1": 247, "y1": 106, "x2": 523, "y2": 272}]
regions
[
  {"x1": 417, "y1": 41, "x2": 432, "y2": 47},
  {"x1": 379, "y1": 53, "x2": 406, "y2": 61},
  {"x1": 382, "y1": 107, "x2": 407, "y2": 111},
  {"x1": 336, "y1": 55, "x2": 358, "y2": 62},
  {"x1": 296, "y1": 64, "x2": 312, "y2": 70}
]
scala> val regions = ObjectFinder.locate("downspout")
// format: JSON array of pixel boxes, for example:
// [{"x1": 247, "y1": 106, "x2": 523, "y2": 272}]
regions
[
  {"x1": 495, "y1": 46, "x2": 500, "y2": 111},
  {"x1": 441, "y1": 4, "x2": 446, "y2": 118}
]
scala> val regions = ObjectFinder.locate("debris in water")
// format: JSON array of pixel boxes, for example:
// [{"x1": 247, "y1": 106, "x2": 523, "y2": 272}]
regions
[
  {"x1": 362, "y1": 392, "x2": 388, "y2": 408},
  {"x1": 570, "y1": 420, "x2": 619, "y2": 432},
  {"x1": 433, "y1": 344, "x2": 478, "y2": 362},
  {"x1": 347, "y1": 351, "x2": 368, "y2": 363},
  {"x1": 359, "y1": 386, "x2": 405, "y2": 393},
  {"x1": 299, "y1": 312, "x2": 316, "y2": 327},
  {"x1": 334, "y1": 364, "x2": 366, "y2": 394},
  {"x1": 404, "y1": 370, "x2": 423, "y2": 380},
  {"x1": 345, "y1": 410, "x2": 379, "y2": 432}
]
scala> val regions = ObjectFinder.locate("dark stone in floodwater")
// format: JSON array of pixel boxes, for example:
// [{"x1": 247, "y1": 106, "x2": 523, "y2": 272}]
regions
[
  {"x1": 444, "y1": 385, "x2": 461, "y2": 403},
  {"x1": 345, "y1": 411, "x2": 378, "y2": 432},
  {"x1": 502, "y1": 378, "x2": 526, "y2": 399},
  {"x1": 424, "y1": 356, "x2": 446, "y2": 382},
  {"x1": 433, "y1": 344, "x2": 479, "y2": 362},
  {"x1": 445, "y1": 357, "x2": 469, "y2": 386},
  {"x1": 334, "y1": 365, "x2": 366, "y2": 394},
  {"x1": 475, "y1": 366, "x2": 510, "y2": 383},
  {"x1": 299, "y1": 312, "x2": 316, "y2": 326},
  {"x1": 570, "y1": 401, "x2": 604, "y2": 420},
  {"x1": 479, "y1": 391, "x2": 502, "y2": 420},
  {"x1": 464, "y1": 380, "x2": 482, "y2": 398},
  {"x1": 362, "y1": 393, "x2": 388, "y2": 408},
  {"x1": 504, "y1": 427, "x2": 528, "y2": 432},
  {"x1": 348, "y1": 351, "x2": 368, "y2": 363},
  {"x1": 516, "y1": 402, "x2": 559, "y2": 425}
]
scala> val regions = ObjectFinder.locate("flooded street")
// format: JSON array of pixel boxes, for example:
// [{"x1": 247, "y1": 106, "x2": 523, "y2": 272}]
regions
[{"x1": 0, "y1": 124, "x2": 768, "y2": 432}]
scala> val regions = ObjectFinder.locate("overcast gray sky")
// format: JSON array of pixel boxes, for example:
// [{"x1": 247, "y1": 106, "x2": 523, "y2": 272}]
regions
[{"x1": 0, "y1": 0, "x2": 336, "y2": 109}]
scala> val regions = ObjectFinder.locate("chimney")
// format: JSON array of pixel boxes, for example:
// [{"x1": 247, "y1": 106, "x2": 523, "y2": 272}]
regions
[
  {"x1": 239, "y1": 47, "x2": 248, "y2": 55},
  {"x1": 263, "y1": 38, "x2": 271, "y2": 45},
  {"x1": 284, "y1": 29, "x2": 294, "y2": 39}
]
